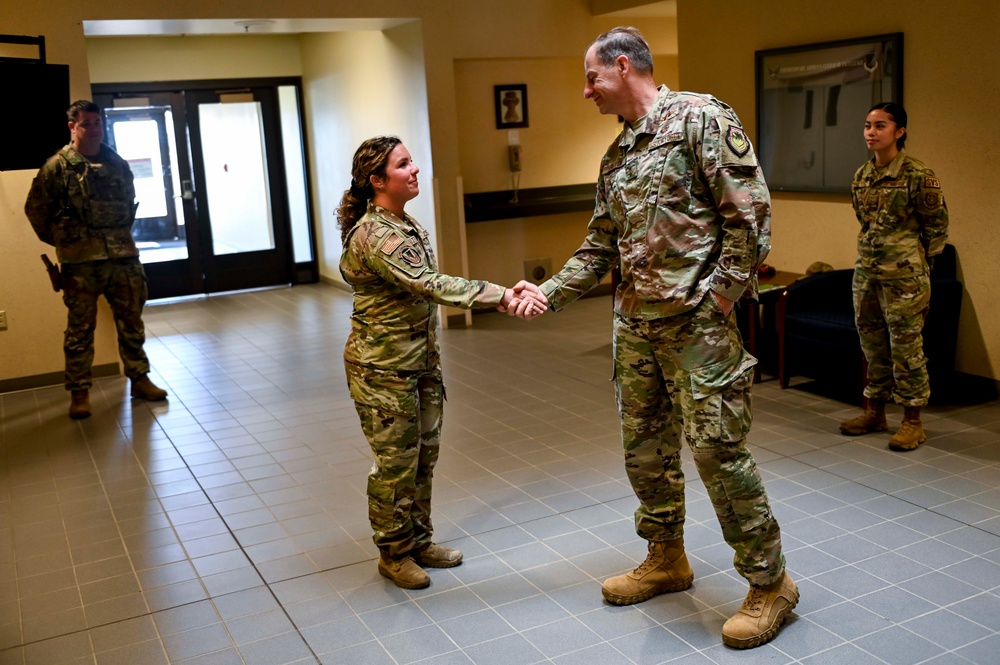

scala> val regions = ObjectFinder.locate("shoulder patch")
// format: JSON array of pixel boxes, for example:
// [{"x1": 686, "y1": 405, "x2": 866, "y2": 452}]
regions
[
  {"x1": 725, "y1": 125, "x2": 750, "y2": 157},
  {"x1": 398, "y1": 246, "x2": 423, "y2": 268},
  {"x1": 719, "y1": 122, "x2": 757, "y2": 168},
  {"x1": 380, "y1": 234, "x2": 404, "y2": 255},
  {"x1": 923, "y1": 176, "x2": 940, "y2": 189}
]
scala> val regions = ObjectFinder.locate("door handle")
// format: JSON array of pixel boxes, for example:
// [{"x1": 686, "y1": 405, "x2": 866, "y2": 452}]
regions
[{"x1": 181, "y1": 179, "x2": 194, "y2": 200}]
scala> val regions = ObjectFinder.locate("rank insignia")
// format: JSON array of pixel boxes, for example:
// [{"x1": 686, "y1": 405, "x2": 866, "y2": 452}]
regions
[
  {"x1": 725, "y1": 125, "x2": 750, "y2": 157},
  {"x1": 400, "y1": 246, "x2": 423, "y2": 267}
]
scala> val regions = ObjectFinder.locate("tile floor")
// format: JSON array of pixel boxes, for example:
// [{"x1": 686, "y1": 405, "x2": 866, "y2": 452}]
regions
[{"x1": 2, "y1": 284, "x2": 1000, "y2": 665}]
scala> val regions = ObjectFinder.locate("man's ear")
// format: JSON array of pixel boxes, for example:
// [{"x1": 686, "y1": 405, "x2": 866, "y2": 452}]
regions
[{"x1": 616, "y1": 54, "x2": 630, "y2": 77}]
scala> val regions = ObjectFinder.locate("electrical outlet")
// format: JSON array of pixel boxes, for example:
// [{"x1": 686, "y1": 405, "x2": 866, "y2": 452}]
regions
[
  {"x1": 523, "y1": 259, "x2": 551, "y2": 284},
  {"x1": 0, "y1": 310, "x2": 7, "y2": 331}
]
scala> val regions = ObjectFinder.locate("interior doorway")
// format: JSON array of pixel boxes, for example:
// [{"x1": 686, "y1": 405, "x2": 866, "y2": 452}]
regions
[{"x1": 93, "y1": 77, "x2": 316, "y2": 300}]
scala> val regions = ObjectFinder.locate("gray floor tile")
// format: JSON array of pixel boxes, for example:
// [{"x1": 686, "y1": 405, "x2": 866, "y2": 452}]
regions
[{"x1": 3, "y1": 286, "x2": 1000, "y2": 664}]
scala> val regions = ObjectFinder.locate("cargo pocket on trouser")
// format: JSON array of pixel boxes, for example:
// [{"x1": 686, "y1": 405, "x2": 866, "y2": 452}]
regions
[
  {"x1": 367, "y1": 474, "x2": 399, "y2": 536},
  {"x1": 362, "y1": 404, "x2": 420, "y2": 556},
  {"x1": 685, "y1": 352, "x2": 757, "y2": 444},
  {"x1": 347, "y1": 363, "x2": 421, "y2": 555},
  {"x1": 686, "y1": 353, "x2": 770, "y2": 534}
]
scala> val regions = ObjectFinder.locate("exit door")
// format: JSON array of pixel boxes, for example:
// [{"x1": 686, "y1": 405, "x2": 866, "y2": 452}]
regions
[{"x1": 94, "y1": 78, "x2": 315, "y2": 300}]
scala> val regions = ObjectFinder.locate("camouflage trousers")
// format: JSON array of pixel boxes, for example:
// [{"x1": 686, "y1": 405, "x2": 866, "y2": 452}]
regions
[
  {"x1": 61, "y1": 258, "x2": 151, "y2": 391},
  {"x1": 614, "y1": 294, "x2": 784, "y2": 586},
  {"x1": 853, "y1": 267, "x2": 932, "y2": 406},
  {"x1": 345, "y1": 362, "x2": 444, "y2": 558}
]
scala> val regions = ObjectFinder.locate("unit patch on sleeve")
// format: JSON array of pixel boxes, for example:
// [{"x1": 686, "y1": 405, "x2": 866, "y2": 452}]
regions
[
  {"x1": 720, "y1": 123, "x2": 758, "y2": 167},
  {"x1": 399, "y1": 246, "x2": 422, "y2": 268},
  {"x1": 923, "y1": 176, "x2": 941, "y2": 189}
]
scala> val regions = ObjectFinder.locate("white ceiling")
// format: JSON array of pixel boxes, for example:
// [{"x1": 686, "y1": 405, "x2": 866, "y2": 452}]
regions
[
  {"x1": 82, "y1": 17, "x2": 417, "y2": 38},
  {"x1": 603, "y1": 1, "x2": 676, "y2": 17},
  {"x1": 83, "y1": 2, "x2": 675, "y2": 37}
]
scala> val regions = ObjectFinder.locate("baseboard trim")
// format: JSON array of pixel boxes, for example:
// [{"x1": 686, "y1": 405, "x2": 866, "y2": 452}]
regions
[{"x1": 0, "y1": 363, "x2": 120, "y2": 394}]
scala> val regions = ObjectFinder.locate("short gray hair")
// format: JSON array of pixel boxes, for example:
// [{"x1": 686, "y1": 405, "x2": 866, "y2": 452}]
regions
[{"x1": 590, "y1": 27, "x2": 653, "y2": 75}]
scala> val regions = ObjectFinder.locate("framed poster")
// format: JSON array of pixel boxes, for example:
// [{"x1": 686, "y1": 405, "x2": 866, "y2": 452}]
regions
[
  {"x1": 755, "y1": 33, "x2": 903, "y2": 194},
  {"x1": 494, "y1": 84, "x2": 528, "y2": 129}
]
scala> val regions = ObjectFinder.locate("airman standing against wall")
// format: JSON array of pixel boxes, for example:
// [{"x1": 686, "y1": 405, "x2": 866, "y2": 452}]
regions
[{"x1": 25, "y1": 100, "x2": 167, "y2": 419}]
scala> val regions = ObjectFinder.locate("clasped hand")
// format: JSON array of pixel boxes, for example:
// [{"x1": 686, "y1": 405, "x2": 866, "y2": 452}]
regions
[{"x1": 498, "y1": 280, "x2": 548, "y2": 320}]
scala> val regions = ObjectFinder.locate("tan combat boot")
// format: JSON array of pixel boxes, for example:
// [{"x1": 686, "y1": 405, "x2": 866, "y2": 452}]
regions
[
  {"x1": 722, "y1": 571, "x2": 799, "y2": 649},
  {"x1": 414, "y1": 543, "x2": 463, "y2": 568},
  {"x1": 839, "y1": 399, "x2": 887, "y2": 436},
  {"x1": 69, "y1": 390, "x2": 91, "y2": 420},
  {"x1": 602, "y1": 539, "x2": 694, "y2": 605},
  {"x1": 378, "y1": 554, "x2": 430, "y2": 589},
  {"x1": 888, "y1": 406, "x2": 926, "y2": 451},
  {"x1": 131, "y1": 375, "x2": 168, "y2": 401}
]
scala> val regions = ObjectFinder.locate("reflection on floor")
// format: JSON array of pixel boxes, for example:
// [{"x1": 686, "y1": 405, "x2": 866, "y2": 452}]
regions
[{"x1": 1, "y1": 284, "x2": 999, "y2": 664}]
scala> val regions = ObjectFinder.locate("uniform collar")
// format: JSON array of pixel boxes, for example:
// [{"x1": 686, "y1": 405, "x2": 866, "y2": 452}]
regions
[
  {"x1": 61, "y1": 143, "x2": 110, "y2": 166},
  {"x1": 619, "y1": 85, "x2": 671, "y2": 149},
  {"x1": 867, "y1": 149, "x2": 906, "y2": 180},
  {"x1": 366, "y1": 201, "x2": 420, "y2": 233}
]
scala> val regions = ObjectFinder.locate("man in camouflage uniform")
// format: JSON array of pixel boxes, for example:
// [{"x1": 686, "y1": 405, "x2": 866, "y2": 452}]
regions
[
  {"x1": 532, "y1": 28, "x2": 796, "y2": 649},
  {"x1": 25, "y1": 100, "x2": 167, "y2": 419},
  {"x1": 839, "y1": 102, "x2": 949, "y2": 451}
]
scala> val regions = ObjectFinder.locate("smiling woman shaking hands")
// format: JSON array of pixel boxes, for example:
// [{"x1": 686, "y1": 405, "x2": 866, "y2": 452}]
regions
[{"x1": 336, "y1": 136, "x2": 546, "y2": 589}]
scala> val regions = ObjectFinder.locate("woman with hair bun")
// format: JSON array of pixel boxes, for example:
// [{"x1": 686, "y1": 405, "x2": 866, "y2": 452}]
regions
[
  {"x1": 839, "y1": 103, "x2": 949, "y2": 451},
  {"x1": 337, "y1": 136, "x2": 546, "y2": 588}
]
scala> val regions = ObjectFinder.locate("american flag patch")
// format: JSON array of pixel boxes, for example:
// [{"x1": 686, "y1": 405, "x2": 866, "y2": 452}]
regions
[{"x1": 380, "y1": 234, "x2": 404, "y2": 255}]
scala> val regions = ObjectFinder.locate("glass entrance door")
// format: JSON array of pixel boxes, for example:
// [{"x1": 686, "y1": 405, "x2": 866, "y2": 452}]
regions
[
  {"x1": 185, "y1": 88, "x2": 291, "y2": 294},
  {"x1": 103, "y1": 92, "x2": 202, "y2": 298},
  {"x1": 95, "y1": 80, "x2": 314, "y2": 300}
]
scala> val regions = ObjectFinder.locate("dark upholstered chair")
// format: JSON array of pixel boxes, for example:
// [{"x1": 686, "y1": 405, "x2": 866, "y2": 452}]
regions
[{"x1": 776, "y1": 244, "x2": 962, "y2": 394}]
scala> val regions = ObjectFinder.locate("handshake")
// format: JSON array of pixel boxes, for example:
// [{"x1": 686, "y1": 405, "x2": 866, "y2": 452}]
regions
[{"x1": 497, "y1": 280, "x2": 549, "y2": 320}]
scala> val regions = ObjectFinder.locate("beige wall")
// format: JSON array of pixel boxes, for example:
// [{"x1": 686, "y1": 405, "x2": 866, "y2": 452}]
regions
[
  {"x1": 299, "y1": 23, "x2": 435, "y2": 282},
  {"x1": 677, "y1": 0, "x2": 1000, "y2": 379},
  {"x1": 0, "y1": 0, "x2": 604, "y2": 386},
  {"x1": 3, "y1": 1, "x2": 997, "y2": 384},
  {"x1": 0, "y1": 172, "x2": 119, "y2": 385},
  {"x1": 86, "y1": 34, "x2": 303, "y2": 82},
  {"x1": 459, "y1": 16, "x2": 679, "y2": 290}
]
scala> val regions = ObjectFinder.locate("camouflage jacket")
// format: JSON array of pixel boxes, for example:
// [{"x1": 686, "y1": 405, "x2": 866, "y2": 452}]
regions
[
  {"x1": 852, "y1": 150, "x2": 949, "y2": 279},
  {"x1": 25, "y1": 144, "x2": 138, "y2": 264},
  {"x1": 541, "y1": 86, "x2": 771, "y2": 319},
  {"x1": 340, "y1": 203, "x2": 506, "y2": 371}
]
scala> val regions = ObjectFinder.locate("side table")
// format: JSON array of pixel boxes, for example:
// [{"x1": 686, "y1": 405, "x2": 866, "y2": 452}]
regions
[{"x1": 741, "y1": 271, "x2": 803, "y2": 382}]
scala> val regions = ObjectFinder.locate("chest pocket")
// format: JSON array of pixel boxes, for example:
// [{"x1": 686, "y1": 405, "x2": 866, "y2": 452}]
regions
[
  {"x1": 87, "y1": 168, "x2": 132, "y2": 228},
  {"x1": 646, "y1": 131, "x2": 691, "y2": 214},
  {"x1": 859, "y1": 182, "x2": 907, "y2": 231}
]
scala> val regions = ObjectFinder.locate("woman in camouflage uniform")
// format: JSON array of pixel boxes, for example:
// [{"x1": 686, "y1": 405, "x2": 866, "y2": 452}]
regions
[
  {"x1": 839, "y1": 103, "x2": 949, "y2": 451},
  {"x1": 337, "y1": 136, "x2": 545, "y2": 588}
]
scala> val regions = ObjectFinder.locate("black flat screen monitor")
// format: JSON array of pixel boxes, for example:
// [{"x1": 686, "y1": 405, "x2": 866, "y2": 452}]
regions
[{"x1": 1, "y1": 61, "x2": 70, "y2": 171}]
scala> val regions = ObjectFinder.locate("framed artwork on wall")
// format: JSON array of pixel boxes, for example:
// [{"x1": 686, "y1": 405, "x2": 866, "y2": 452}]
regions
[
  {"x1": 494, "y1": 84, "x2": 528, "y2": 129},
  {"x1": 755, "y1": 33, "x2": 903, "y2": 194}
]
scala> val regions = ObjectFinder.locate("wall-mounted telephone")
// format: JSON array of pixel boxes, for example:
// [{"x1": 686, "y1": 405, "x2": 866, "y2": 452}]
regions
[{"x1": 508, "y1": 144, "x2": 522, "y2": 172}]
